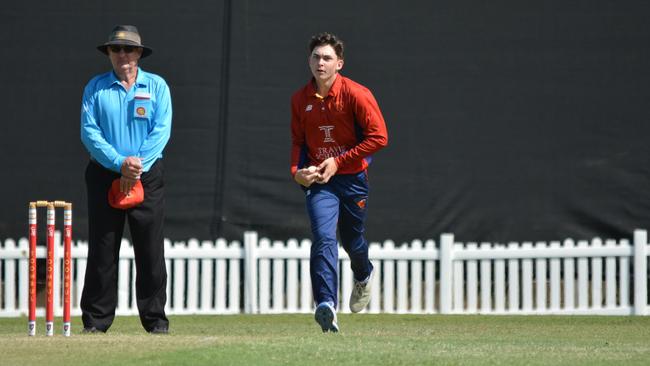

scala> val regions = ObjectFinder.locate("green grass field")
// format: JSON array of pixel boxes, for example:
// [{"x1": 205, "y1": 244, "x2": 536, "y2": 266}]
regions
[{"x1": 0, "y1": 314, "x2": 649, "y2": 365}]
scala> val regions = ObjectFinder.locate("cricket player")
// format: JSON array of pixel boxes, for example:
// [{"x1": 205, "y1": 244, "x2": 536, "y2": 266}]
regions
[{"x1": 290, "y1": 32, "x2": 388, "y2": 332}]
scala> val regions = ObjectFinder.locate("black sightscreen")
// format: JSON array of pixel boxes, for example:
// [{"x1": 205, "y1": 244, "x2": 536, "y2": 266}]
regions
[{"x1": 1, "y1": 1, "x2": 649, "y2": 243}]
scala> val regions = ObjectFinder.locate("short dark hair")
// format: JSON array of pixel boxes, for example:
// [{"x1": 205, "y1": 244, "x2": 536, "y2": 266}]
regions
[{"x1": 309, "y1": 32, "x2": 344, "y2": 60}]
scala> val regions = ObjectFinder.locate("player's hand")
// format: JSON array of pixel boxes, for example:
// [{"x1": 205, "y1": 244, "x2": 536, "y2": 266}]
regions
[
  {"x1": 294, "y1": 166, "x2": 321, "y2": 187},
  {"x1": 121, "y1": 156, "x2": 143, "y2": 180},
  {"x1": 120, "y1": 176, "x2": 139, "y2": 195},
  {"x1": 317, "y1": 158, "x2": 338, "y2": 184}
]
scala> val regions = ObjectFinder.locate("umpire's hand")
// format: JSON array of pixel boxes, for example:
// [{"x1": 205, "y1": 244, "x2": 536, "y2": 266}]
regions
[
  {"x1": 121, "y1": 156, "x2": 143, "y2": 179},
  {"x1": 120, "y1": 156, "x2": 143, "y2": 194}
]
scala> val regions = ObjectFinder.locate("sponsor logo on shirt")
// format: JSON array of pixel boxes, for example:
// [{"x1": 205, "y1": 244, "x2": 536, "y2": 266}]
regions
[
  {"x1": 305, "y1": 104, "x2": 313, "y2": 112},
  {"x1": 315, "y1": 146, "x2": 347, "y2": 161},
  {"x1": 136, "y1": 107, "x2": 147, "y2": 116}
]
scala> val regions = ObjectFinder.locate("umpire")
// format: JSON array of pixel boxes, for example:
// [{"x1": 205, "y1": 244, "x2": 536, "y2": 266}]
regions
[{"x1": 80, "y1": 25, "x2": 172, "y2": 334}]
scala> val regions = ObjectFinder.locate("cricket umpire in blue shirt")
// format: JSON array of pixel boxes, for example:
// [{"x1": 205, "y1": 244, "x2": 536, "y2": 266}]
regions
[{"x1": 80, "y1": 25, "x2": 172, "y2": 334}]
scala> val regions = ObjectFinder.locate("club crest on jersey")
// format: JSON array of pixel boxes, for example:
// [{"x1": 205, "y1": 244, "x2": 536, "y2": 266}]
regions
[
  {"x1": 305, "y1": 104, "x2": 313, "y2": 112},
  {"x1": 357, "y1": 198, "x2": 367, "y2": 209},
  {"x1": 319, "y1": 125, "x2": 335, "y2": 143}
]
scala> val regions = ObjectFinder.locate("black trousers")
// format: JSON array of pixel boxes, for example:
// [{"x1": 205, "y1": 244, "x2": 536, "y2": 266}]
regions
[{"x1": 81, "y1": 160, "x2": 168, "y2": 332}]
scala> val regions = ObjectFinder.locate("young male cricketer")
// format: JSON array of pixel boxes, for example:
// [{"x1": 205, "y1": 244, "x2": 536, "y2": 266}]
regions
[{"x1": 290, "y1": 32, "x2": 388, "y2": 332}]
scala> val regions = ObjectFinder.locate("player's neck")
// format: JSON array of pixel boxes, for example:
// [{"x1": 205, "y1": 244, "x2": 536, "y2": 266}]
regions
[{"x1": 315, "y1": 73, "x2": 337, "y2": 97}]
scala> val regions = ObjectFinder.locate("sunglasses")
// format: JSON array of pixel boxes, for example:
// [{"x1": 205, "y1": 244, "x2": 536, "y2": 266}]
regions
[{"x1": 108, "y1": 45, "x2": 139, "y2": 53}]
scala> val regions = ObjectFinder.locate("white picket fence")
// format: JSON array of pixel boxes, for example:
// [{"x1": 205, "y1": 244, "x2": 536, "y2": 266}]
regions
[{"x1": 1, "y1": 230, "x2": 649, "y2": 317}]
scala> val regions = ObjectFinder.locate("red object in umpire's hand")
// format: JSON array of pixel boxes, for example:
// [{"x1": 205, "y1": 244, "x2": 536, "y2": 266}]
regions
[{"x1": 108, "y1": 179, "x2": 144, "y2": 209}]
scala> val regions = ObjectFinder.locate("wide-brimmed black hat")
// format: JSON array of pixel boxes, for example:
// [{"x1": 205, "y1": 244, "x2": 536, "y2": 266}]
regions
[{"x1": 97, "y1": 25, "x2": 153, "y2": 58}]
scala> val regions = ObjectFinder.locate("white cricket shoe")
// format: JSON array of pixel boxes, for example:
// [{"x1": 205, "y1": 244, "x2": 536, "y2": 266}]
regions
[
  {"x1": 314, "y1": 302, "x2": 339, "y2": 333},
  {"x1": 350, "y1": 270, "x2": 373, "y2": 313}
]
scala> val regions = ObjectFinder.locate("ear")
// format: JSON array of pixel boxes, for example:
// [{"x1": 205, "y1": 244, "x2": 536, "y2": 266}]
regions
[{"x1": 336, "y1": 58, "x2": 344, "y2": 71}]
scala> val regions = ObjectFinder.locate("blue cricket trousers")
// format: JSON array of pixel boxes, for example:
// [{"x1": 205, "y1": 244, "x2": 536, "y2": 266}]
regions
[{"x1": 305, "y1": 171, "x2": 374, "y2": 308}]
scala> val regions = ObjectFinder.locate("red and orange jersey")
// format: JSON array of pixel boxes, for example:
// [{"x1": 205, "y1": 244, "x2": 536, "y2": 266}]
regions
[{"x1": 290, "y1": 75, "x2": 388, "y2": 176}]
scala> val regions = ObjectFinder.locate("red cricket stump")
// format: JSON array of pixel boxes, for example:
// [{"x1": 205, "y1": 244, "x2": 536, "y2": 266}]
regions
[
  {"x1": 46, "y1": 203, "x2": 55, "y2": 336},
  {"x1": 63, "y1": 203, "x2": 72, "y2": 337},
  {"x1": 28, "y1": 203, "x2": 37, "y2": 336}
]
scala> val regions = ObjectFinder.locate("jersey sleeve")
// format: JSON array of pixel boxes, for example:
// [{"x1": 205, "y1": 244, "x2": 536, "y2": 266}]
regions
[
  {"x1": 80, "y1": 81, "x2": 125, "y2": 172},
  {"x1": 334, "y1": 87, "x2": 388, "y2": 169}
]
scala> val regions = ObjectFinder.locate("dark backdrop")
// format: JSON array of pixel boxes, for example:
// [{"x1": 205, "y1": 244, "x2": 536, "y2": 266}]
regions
[{"x1": 1, "y1": 1, "x2": 649, "y2": 243}]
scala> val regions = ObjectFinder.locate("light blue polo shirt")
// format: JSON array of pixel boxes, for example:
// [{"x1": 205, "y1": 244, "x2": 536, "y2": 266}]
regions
[{"x1": 81, "y1": 67, "x2": 172, "y2": 173}]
